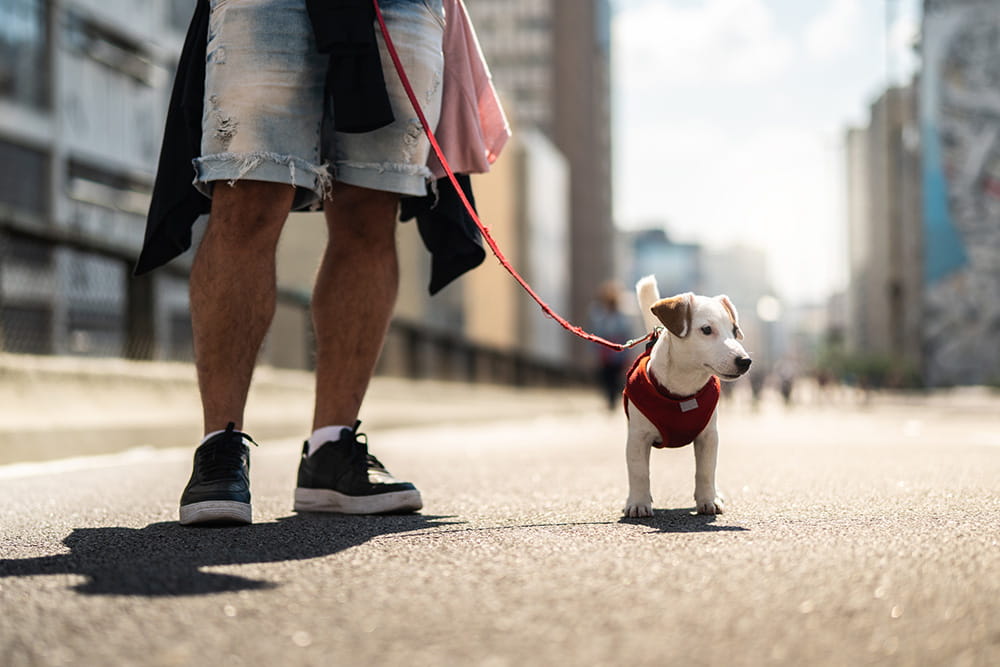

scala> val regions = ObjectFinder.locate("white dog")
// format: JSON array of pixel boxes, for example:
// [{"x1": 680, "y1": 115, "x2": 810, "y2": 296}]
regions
[{"x1": 622, "y1": 276, "x2": 751, "y2": 518}]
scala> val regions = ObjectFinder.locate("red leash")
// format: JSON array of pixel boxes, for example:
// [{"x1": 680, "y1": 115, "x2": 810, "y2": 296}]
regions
[{"x1": 372, "y1": 0, "x2": 651, "y2": 352}]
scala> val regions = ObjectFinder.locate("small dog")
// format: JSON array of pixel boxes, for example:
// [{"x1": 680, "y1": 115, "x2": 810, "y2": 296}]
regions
[{"x1": 622, "y1": 276, "x2": 751, "y2": 518}]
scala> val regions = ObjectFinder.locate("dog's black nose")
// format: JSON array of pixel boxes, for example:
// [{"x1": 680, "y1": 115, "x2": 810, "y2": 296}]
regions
[{"x1": 735, "y1": 356, "x2": 752, "y2": 372}]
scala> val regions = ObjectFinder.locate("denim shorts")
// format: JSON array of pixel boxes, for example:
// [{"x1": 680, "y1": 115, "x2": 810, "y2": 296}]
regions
[{"x1": 194, "y1": 0, "x2": 445, "y2": 209}]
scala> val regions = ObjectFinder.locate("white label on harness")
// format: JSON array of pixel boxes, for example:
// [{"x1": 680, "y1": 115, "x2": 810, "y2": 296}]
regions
[{"x1": 679, "y1": 398, "x2": 699, "y2": 413}]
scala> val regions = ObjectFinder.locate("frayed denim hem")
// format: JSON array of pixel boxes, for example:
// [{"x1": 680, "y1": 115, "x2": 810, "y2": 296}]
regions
[
  {"x1": 193, "y1": 152, "x2": 332, "y2": 210},
  {"x1": 334, "y1": 160, "x2": 434, "y2": 198}
]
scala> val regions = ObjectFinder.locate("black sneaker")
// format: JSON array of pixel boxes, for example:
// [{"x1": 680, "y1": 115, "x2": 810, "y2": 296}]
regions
[
  {"x1": 179, "y1": 422, "x2": 255, "y2": 526},
  {"x1": 294, "y1": 421, "x2": 422, "y2": 514}
]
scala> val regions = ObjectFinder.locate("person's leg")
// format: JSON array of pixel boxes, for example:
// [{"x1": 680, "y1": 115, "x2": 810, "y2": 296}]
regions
[
  {"x1": 190, "y1": 180, "x2": 295, "y2": 434},
  {"x1": 311, "y1": 182, "x2": 400, "y2": 429},
  {"x1": 307, "y1": 0, "x2": 445, "y2": 422},
  {"x1": 294, "y1": 182, "x2": 422, "y2": 515},
  {"x1": 179, "y1": 180, "x2": 293, "y2": 526},
  {"x1": 179, "y1": 0, "x2": 329, "y2": 526},
  {"x1": 294, "y1": 0, "x2": 443, "y2": 514},
  {"x1": 600, "y1": 364, "x2": 619, "y2": 411}
]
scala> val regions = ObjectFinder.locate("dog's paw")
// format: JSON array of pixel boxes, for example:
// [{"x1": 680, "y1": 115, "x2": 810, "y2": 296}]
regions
[
  {"x1": 623, "y1": 497, "x2": 654, "y2": 518},
  {"x1": 695, "y1": 497, "x2": 725, "y2": 515}
]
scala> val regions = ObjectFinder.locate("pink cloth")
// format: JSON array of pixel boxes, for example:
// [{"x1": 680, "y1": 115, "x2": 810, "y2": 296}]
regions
[{"x1": 427, "y1": 0, "x2": 511, "y2": 178}]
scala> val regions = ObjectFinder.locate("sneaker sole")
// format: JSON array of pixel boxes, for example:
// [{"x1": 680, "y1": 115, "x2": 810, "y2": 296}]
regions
[
  {"x1": 179, "y1": 500, "x2": 252, "y2": 526},
  {"x1": 293, "y1": 487, "x2": 423, "y2": 514}
]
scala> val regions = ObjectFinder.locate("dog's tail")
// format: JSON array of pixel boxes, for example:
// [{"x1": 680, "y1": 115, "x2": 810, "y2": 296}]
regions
[{"x1": 635, "y1": 275, "x2": 661, "y2": 332}]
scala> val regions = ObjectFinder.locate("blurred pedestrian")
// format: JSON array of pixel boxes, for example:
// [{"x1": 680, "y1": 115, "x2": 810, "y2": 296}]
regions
[
  {"x1": 589, "y1": 281, "x2": 634, "y2": 410},
  {"x1": 776, "y1": 359, "x2": 797, "y2": 407}
]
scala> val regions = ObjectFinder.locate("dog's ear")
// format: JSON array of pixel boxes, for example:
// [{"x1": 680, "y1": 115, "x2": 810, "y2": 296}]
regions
[
  {"x1": 650, "y1": 293, "x2": 694, "y2": 337},
  {"x1": 716, "y1": 295, "x2": 744, "y2": 340}
]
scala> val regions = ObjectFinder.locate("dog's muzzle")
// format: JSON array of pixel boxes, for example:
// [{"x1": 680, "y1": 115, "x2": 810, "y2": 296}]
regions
[
  {"x1": 712, "y1": 356, "x2": 752, "y2": 379},
  {"x1": 735, "y1": 356, "x2": 752, "y2": 374}
]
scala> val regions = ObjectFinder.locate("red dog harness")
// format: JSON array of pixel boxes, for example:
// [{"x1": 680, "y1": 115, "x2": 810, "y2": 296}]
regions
[{"x1": 623, "y1": 349, "x2": 721, "y2": 448}]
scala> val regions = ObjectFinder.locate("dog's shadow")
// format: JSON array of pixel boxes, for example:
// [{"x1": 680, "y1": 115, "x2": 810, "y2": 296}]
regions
[
  {"x1": 0, "y1": 513, "x2": 461, "y2": 597},
  {"x1": 619, "y1": 507, "x2": 748, "y2": 534}
]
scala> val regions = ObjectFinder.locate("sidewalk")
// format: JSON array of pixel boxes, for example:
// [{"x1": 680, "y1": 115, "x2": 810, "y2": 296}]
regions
[
  {"x1": 0, "y1": 353, "x2": 605, "y2": 466},
  {"x1": 4, "y1": 353, "x2": 998, "y2": 466}
]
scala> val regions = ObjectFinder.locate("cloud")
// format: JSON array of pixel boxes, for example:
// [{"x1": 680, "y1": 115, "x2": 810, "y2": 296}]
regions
[
  {"x1": 804, "y1": 0, "x2": 863, "y2": 62},
  {"x1": 610, "y1": 0, "x2": 870, "y2": 302},
  {"x1": 887, "y1": 7, "x2": 920, "y2": 83},
  {"x1": 615, "y1": 122, "x2": 846, "y2": 302},
  {"x1": 613, "y1": 0, "x2": 793, "y2": 89}
]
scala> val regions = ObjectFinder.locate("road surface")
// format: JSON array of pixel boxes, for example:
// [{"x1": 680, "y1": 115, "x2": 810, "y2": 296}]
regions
[{"x1": 2, "y1": 390, "x2": 998, "y2": 666}]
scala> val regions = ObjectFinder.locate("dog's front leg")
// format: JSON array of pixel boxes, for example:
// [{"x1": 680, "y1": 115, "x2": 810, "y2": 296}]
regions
[
  {"x1": 624, "y1": 407, "x2": 655, "y2": 517},
  {"x1": 693, "y1": 411, "x2": 724, "y2": 515}
]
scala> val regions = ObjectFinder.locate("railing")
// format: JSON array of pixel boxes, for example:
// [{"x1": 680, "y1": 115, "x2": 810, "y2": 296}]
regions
[
  {"x1": 1, "y1": 217, "x2": 588, "y2": 388},
  {"x1": 380, "y1": 318, "x2": 589, "y2": 387}
]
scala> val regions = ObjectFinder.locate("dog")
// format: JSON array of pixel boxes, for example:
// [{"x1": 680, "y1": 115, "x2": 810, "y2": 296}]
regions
[{"x1": 622, "y1": 276, "x2": 751, "y2": 518}]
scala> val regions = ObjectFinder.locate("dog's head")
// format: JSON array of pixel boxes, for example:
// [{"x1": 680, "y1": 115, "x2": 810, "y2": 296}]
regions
[{"x1": 650, "y1": 293, "x2": 751, "y2": 380}]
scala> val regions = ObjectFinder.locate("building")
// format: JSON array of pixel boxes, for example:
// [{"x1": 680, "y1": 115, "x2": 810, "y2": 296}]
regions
[
  {"x1": 844, "y1": 126, "x2": 871, "y2": 355},
  {"x1": 500, "y1": 128, "x2": 571, "y2": 364},
  {"x1": 464, "y1": 0, "x2": 615, "y2": 335},
  {"x1": 844, "y1": 85, "x2": 923, "y2": 384},
  {"x1": 844, "y1": 0, "x2": 1000, "y2": 387},
  {"x1": 920, "y1": 0, "x2": 1000, "y2": 386},
  {"x1": 845, "y1": 0, "x2": 1000, "y2": 388},
  {"x1": 0, "y1": 0, "x2": 193, "y2": 359},
  {"x1": 624, "y1": 227, "x2": 701, "y2": 298}
]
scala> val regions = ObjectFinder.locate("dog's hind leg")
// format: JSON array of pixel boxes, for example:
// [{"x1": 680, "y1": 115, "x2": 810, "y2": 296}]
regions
[{"x1": 692, "y1": 412, "x2": 724, "y2": 515}]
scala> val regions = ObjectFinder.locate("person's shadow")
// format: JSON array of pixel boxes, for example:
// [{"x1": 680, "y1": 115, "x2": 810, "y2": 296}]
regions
[
  {"x1": 0, "y1": 513, "x2": 460, "y2": 597},
  {"x1": 618, "y1": 507, "x2": 749, "y2": 534}
]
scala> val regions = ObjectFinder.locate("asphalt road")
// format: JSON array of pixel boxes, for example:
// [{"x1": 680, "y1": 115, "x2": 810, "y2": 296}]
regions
[{"x1": 1, "y1": 390, "x2": 998, "y2": 666}]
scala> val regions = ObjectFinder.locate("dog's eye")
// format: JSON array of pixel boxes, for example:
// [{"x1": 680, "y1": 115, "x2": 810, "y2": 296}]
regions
[{"x1": 700, "y1": 325, "x2": 713, "y2": 335}]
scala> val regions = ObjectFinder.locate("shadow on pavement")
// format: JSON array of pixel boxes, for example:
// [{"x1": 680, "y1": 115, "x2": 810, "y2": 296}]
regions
[
  {"x1": 0, "y1": 513, "x2": 461, "y2": 597},
  {"x1": 379, "y1": 520, "x2": 619, "y2": 538},
  {"x1": 619, "y1": 508, "x2": 749, "y2": 533}
]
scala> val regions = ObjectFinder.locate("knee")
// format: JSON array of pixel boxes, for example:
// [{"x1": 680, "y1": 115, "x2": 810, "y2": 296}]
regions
[
  {"x1": 205, "y1": 181, "x2": 293, "y2": 248},
  {"x1": 326, "y1": 185, "x2": 399, "y2": 250}
]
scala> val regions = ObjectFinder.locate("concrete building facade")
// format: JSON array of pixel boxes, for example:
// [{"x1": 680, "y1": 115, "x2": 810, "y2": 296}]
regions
[
  {"x1": 464, "y1": 0, "x2": 615, "y2": 335},
  {"x1": 844, "y1": 86, "x2": 923, "y2": 383},
  {"x1": 0, "y1": 0, "x2": 193, "y2": 360},
  {"x1": 920, "y1": 0, "x2": 1000, "y2": 386}
]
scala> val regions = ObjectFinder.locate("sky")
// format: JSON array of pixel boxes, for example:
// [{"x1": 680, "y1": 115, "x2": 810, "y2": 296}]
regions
[{"x1": 610, "y1": 0, "x2": 921, "y2": 305}]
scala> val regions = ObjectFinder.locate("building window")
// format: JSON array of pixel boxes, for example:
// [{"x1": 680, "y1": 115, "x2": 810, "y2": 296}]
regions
[
  {"x1": 0, "y1": 0, "x2": 49, "y2": 109},
  {"x1": 0, "y1": 233, "x2": 54, "y2": 355},
  {"x1": 0, "y1": 140, "x2": 48, "y2": 215}
]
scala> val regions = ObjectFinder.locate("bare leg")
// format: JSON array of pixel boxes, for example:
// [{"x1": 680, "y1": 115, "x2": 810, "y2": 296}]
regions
[
  {"x1": 311, "y1": 183, "x2": 400, "y2": 430},
  {"x1": 190, "y1": 180, "x2": 295, "y2": 434}
]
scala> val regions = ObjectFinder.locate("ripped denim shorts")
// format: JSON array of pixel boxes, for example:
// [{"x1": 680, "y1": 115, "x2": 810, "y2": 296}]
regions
[{"x1": 194, "y1": 0, "x2": 445, "y2": 209}]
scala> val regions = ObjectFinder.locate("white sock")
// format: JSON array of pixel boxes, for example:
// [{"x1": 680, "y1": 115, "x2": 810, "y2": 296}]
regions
[
  {"x1": 199, "y1": 429, "x2": 250, "y2": 445},
  {"x1": 201, "y1": 429, "x2": 226, "y2": 445},
  {"x1": 308, "y1": 425, "x2": 352, "y2": 456}
]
